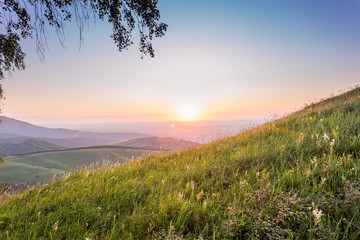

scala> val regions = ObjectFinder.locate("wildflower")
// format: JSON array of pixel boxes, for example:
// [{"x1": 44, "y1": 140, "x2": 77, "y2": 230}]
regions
[
  {"x1": 330, "y1": 139, "x2": 335, "y2": 154},
  {"x1": 312, "y1": 204, "x2": 322, "y2": 225},
  {"x1": 332, "y1": 128, "x2": 338, "y2": 139},
  {"x1": 239, "y1": 180, "x2": 248, "y2": 186},
  {"x1": 280, "y1": 145, "x2": 285, "y2": 152},
  {"x1": 52, "y1": 221, "x2": 59, "y2": 231},
  {"x1": 203, "y1": 201, "x2": 207, "y2": 209},
  {"x1": 196, "y1": 189, "x2": 204, "y2": 202},
  {"x1": 320, "y1": 119, "x2": 323, "y2": 122},
  {"x1": 296, "y1": 133, "x2": 305, "y2": 146},
  {"x1": 161, "y1": 179, "x2": 165, "y2": 184},
  {"x1": 305, "y1": 168, "x2": 311, "y2": 177},
  {"x1": 321, "y1": 178, "x2": 326, "y2": 185},
  {"x1": 191, "y1": 181, "x2": 195, "y2": 190},
  {"x1": 323, "y1": 133, "x2": 329, "y2": 141},
  {"x1": 177, "y1": 193, "x2": 183, "y2": 201},
  {"x1": 311, "y1": 157, "x2": 317, "y2": 166},
  {"x1": 98, "y1": 207, "x2": 101, "y2": 210}
]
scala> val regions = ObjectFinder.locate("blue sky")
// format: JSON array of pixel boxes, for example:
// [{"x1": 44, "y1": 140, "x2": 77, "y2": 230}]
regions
[{"x1": 2, "y1": 0, "x2": 359, "y2": 124}]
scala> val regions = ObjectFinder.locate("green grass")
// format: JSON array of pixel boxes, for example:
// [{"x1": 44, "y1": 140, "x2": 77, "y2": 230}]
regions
[
  {"x1": 1, "y1": 87, "x2": 360, "y2": 239},
  {"x1": 0, "y1": 147, "x2": 153, "y2": 185}
]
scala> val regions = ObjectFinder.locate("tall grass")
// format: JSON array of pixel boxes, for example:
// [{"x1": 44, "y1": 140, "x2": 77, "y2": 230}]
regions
[{"x1": 1, "y1": 87, "x2": 360, "y2": 239}]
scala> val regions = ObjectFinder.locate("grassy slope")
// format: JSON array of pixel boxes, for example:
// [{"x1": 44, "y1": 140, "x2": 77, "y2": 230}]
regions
[
  {"x1": 0, "y1": 147, "x2": 153, "y2": 185},
  {"x1": 1, "y1": 88, "x2": 360, "y2": 239}
]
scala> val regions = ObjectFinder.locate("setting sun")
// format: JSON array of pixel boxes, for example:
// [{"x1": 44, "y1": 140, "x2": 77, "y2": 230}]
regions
[{"x1": 178, "y1": 103, "x2": 198, "y2": 121}]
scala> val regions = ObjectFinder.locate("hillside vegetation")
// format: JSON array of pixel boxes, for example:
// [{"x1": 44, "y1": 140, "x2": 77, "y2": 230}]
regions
[{"x1": 1, "y1": 88, "x2": 360, "y2": 239}]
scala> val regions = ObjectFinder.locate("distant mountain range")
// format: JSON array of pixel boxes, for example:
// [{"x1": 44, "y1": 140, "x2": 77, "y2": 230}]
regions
[
  {"x1": 0, "y1": 116, "x2": 197, "y2": 156},
  {"x1": 0, "y1": 116, "x2": 148, "y2": 140}
]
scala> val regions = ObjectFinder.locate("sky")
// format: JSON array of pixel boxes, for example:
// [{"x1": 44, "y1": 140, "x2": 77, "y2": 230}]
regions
[{"x1": 1, "y1": 0, "x2": 360, "y2": 126}]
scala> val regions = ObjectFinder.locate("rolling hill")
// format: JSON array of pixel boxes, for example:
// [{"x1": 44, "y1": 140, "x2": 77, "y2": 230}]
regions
[
  {"x1": 1, "y1": 88, "x2": 360, "y2": 239},
  {"x1": 0, "y1": 146, "x2": 155, "y2": 185},
  {"x1": 0, "y1": 116, "x2": 154, "y2": 154}
]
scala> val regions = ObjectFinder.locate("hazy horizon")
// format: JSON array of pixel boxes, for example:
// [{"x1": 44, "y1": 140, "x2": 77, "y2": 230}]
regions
[{"x1": 0, "y1": 115, "x2": 265, "y2": 143}]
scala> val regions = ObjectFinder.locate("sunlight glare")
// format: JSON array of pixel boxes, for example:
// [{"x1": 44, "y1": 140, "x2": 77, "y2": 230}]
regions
[{"x1": 178, "y1": 103, "x2": 198, "y2": 121}]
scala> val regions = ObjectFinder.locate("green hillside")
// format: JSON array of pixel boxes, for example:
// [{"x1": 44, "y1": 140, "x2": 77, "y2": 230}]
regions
[
  {"x1": 0, "y1": 147, "x2": 153, "y2": 185},
  {"x1": 1, "y1": 88, "x2": 360, "y2": 239}
]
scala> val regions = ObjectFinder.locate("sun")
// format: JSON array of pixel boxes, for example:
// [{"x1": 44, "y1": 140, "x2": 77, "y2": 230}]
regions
[{"x1": 178, "y1": 103, "x2": 198, "y2": 121}]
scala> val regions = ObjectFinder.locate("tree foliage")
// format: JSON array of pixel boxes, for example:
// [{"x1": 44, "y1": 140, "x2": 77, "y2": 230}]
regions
[{"x1": 0, "y1": 0, "x2": 168, "y2": 99}]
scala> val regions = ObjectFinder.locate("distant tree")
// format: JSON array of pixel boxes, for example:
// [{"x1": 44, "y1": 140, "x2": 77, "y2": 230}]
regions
[{"x1": 0, "y1": 0, "x2": 168, "y2": 103}]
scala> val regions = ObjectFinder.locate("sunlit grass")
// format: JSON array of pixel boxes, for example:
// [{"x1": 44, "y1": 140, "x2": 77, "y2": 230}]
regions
[{"x1": 1, "y1": 87, "x2": 360, "y2": 239}]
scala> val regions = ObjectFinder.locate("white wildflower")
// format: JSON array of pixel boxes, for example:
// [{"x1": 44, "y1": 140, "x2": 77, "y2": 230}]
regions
[
  {"x1": 321, "y1": 178, "x2": 326, "y2": 184},
  {"x1": 330, "y1": 139, "x2": 335, "y2": 154},
  {"x1": 240, "y1": 180, "x2": 248, "y2": 186},
  {"x1": 177, "y1": 193, "x2": 183, "y2": 201},
  {"x1": 323, "y1": 133, "x2": 329, "y2": 141},
  {"x1": 311, "y1": 157, "x2": 317, "y2": 166},
  {"x1": 312, "y1": 208, "x2": 322, "y2": 225},
  {"x1": 52, "y1": 221, "x2": 59, "y2": 231}
]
